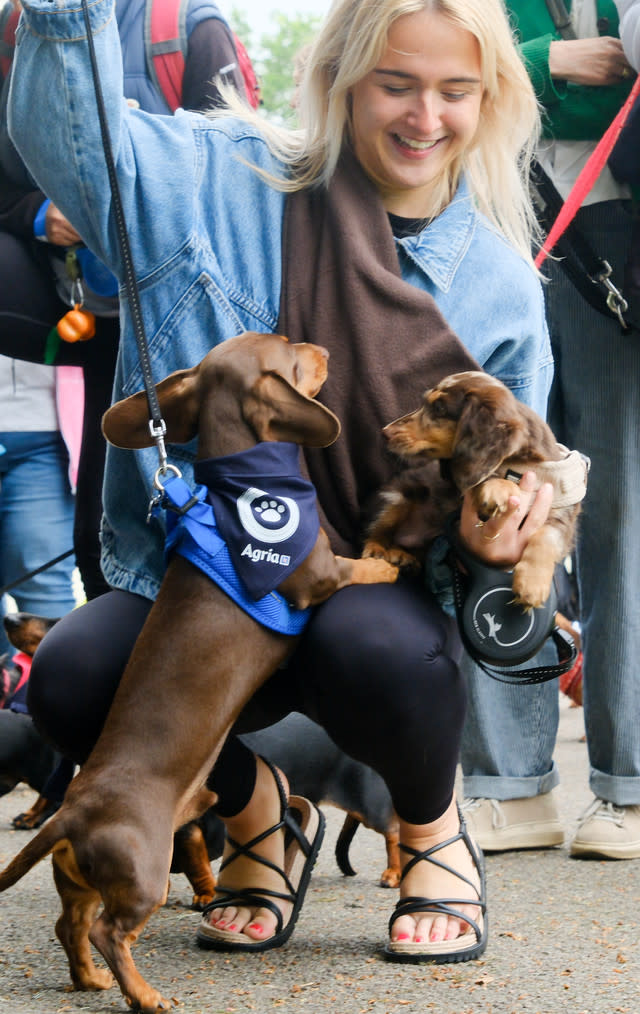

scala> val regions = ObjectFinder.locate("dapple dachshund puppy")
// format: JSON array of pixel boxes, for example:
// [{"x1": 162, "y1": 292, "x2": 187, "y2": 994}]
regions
[
  {"x1": 365, "y1": 371, "x2": 588, "y2": 610},
  {"x1": 0, "y1": 332, "x2": 397, "y2": 1014}
]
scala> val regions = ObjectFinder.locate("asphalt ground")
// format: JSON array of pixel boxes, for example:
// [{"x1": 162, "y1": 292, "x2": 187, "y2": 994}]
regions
[{"x1": 0, "y1": 696, "x2": 639, "y2": 1014}]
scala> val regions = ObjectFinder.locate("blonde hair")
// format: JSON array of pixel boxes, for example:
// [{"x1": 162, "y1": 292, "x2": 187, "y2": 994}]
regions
[{"x1": 214, "y1": 0, "x2": 541, "y2": 261}]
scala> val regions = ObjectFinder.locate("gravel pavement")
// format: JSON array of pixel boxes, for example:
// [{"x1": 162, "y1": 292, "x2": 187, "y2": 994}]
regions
[{"x1": 1, "y1": 696, "x2": 639, "y2": 1014}]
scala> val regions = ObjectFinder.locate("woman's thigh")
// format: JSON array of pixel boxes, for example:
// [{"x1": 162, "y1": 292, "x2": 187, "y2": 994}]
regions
[
  {"x1": 235, "y1": 578, "x2": 465, "y2": 824},
  {"x1": 27, "y1": 589, "x2": 153, "y2": 761}
]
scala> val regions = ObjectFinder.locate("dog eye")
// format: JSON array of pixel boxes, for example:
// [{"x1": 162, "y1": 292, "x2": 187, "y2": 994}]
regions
[{"x1": 430, "y1": 399, "x2": 447, "y2": 418}]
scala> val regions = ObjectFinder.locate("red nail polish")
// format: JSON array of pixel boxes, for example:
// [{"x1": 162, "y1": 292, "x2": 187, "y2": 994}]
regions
[
  {"x1": 248, "y1": 923, "x2": 264, "y2": 934},
  {"x1": 395, "y1": 932, "x2": 411, "y2": 941}
]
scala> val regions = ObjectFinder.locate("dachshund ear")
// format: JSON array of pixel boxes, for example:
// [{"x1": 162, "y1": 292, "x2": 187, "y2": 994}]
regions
[
  {"x1": 449, "y1": 396, "x2": 524, "y2": 491},
  {"x1": 242, "y1": 373, "x2": 341, "y2": 447},
  {"x1": 102, "y1": 366, "x2": 201, "y2": 448}
]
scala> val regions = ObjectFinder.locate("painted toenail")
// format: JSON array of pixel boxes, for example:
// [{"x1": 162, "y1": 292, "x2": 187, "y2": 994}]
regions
[
  {"x1": 226, "y1": 924, "x2": 237, "y2": 932},
  {"x1": 248, "y1": 923, "x2": 264, "y2": 934},
  {"x1": 395, "y1": 932, "x2": 411, "y2": 941}
]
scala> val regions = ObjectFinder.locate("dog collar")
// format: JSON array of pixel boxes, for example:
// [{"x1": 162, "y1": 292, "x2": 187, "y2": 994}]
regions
[
  {"x1": 499, "y1": 446, "x2": 590, "y2": 509},
  {"x1": 159, "y1": 473, "x2": 312, "y2": 637}
]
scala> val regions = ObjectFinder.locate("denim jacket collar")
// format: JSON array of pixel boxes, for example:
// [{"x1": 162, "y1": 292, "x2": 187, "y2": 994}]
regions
[{"x1": 395, "y1": 177, "x2": 476, "y2": 294}]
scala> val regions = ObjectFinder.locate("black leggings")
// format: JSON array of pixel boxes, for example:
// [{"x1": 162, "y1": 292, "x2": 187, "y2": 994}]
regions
[
  {"x1": 0, "y1": 230, "x2": 119, "y2": 599},
  {"x1": 28, "y1": 577, "x2": 465, "y2": 826}
]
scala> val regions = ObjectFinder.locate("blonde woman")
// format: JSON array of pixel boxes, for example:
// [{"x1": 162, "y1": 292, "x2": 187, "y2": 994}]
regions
[{"x1": 11, "y1": 0, "x2": 553, "y2": 962}]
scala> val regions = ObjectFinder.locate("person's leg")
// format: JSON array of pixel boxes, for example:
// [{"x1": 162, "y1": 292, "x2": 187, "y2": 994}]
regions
[
  {"x1": 0, "y1": 431, "x2": 76, "y2": 656},
  {"x1": 202, "y1": 579, "x2": 484, "y2": 956},
  {"x1": 547, "y1": 202, "x2": 640, "y2": 855},
  {"x1": 72, "y1": 317, "x2": 120, "y2": 601},
  {"x1": 0, "y1": 230, "x2": 120, "y2": 602},
  {"x1": 27, "y1": 589, "x2": 152, "y2": 761}
]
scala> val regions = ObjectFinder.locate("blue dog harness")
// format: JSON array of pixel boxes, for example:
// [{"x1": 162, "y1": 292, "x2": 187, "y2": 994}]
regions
[{"x1": 159, "y1": 443, "x2": 319, "y2": 636}]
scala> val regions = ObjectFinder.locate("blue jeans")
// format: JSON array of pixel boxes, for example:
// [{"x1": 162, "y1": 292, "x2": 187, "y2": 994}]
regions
[
  {"x1": 462, "y1": 200, "x2": 640, "y2": 806},
  {"x1": 0, "y1": 431, "x2": 76, "y2": 657}
]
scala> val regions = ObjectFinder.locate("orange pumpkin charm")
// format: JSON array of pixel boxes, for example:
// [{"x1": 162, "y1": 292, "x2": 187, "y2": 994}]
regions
[{"x1": 57, "y1": 304, "x2": 96, "y2": 343}]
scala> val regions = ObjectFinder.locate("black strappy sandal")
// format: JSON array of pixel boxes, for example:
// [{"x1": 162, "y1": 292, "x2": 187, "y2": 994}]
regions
[
  {"x1": 196, "y1": 761, "x2": 325, "y2": 953},
  {"x1": 384, "y1": 809, "x2": 487, "y2": 964}
]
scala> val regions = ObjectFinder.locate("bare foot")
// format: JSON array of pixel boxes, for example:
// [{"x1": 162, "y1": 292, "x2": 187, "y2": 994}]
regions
[
  {"x1": 201, "y1": 757, "x2": 292, "y2": 943},
  {"x1": 390, "y1": 797, "x2": 482, "y2": 946}
]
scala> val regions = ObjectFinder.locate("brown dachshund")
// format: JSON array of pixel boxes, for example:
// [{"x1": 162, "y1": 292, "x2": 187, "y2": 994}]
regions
[
  {"x1": 0, "y1": 332, "x2": 397, "y2": 1014},
  {"x1": 364, "y1": 370, "x2": 588, "y2": 610}
]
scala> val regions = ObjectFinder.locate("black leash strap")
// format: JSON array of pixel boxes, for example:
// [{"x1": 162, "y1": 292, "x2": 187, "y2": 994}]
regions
[
  {"x1": 0, "y1": 548, "x2": 75, "y2": 598},
  {"x1": 80, "y1": 0, "x2": 168, "y2": 471},
  {"x1": 531, "y1": 159, "x2": 630, "y2": 328},
  {"x1": 544, "y1": 0, "x2": 577, "y2": 40}
]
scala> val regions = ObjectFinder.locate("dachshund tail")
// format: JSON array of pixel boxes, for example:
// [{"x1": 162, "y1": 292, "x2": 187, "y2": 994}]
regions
[
  {"x1": 0, "y1": 808, "x2": 68, "y2": 890},
  {"x1": 335, "y1": 812, "x2": 360, "y2": 877}
]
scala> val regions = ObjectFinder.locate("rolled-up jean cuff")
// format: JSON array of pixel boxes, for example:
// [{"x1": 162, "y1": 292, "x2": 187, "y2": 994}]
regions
[
  {"x1": 462, "y1": 761, "x2": 559, "y2": 800},
  {"x1": 590, "y1": 768, "x2": 640, "y2": 807}
]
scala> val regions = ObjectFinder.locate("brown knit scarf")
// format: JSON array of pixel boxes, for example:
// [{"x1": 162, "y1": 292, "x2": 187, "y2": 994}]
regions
[{"x1": 278, "y1": 148, "x2": 480, "y2": 556}]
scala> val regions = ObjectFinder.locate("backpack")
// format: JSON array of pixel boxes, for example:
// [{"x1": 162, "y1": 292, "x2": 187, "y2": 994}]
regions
[
  {"x1": 145, "y1": 0, "x2": 260, "y2": 110},
  {"x1": 0, "y1": 0, "x2": 259, "y2": 109}
]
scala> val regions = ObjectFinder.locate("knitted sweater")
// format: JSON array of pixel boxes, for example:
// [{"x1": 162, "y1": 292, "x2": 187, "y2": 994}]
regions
[{"x1": 507, "y1": 0, "x2": 633, "y2": 138}]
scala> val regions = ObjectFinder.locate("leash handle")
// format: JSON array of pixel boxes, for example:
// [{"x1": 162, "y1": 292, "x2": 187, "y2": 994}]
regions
[
  {"x1": 449, "y1": 559, "x2": 577, "y2": 685},
  {"x1": 79, "y1": 0, "x2": 168, "y2": 472}
]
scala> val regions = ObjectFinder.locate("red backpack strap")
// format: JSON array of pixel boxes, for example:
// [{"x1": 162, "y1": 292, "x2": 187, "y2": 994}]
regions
[
  {"x1": 0, "y1": 3, "x2": 19, "y2": 82},
  {"x1": 144, "y1": 0, "x2": 189, "y2": 112},
  {"x1": 232, "y1": 32, "x2": 260, "y2": 110}
]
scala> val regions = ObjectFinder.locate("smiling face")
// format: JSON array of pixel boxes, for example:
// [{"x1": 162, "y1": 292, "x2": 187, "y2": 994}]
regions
[{"x1": 348, "y1": 8, "x2": 483, "y2": 217}]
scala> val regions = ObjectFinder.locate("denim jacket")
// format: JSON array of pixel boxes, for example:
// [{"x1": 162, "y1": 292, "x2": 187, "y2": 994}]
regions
[{"x1": 9, "y1": 0, "x2": 553, "y2": 600}]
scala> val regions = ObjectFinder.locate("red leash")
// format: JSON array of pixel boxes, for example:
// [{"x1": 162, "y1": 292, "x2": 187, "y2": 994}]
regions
[{"x1": 535, "y1": 74, "x2": 640, "y2": 269}]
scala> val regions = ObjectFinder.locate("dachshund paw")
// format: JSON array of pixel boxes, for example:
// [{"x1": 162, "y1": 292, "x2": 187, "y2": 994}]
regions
[
  {"x1": 379, "y1": 866, "x2": 401, "y2": 888},
  {"x1": 69, "y1": 967, "x2": 114, "y2": 991},
  {"x1": 512, "y1": 561, "x2": 554, "y2": 610},
  {"x1": 360, "y1": 558, "x2": 401, "y2": 583},
  {"x1": 362, "y1": 542, "x2": 420, "y2": 572},
  {"x1": 473, "y1": 478, "x2": 520, "y2": 522},
  {"x1": 191, "y1": 892, "x2": 215, "y2": 911}
]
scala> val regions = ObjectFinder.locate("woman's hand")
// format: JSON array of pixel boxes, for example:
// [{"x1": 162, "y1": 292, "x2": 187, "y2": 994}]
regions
[
  {"x1": 45, "y1": 202, "x2": 83, "y2": 247},
  {"x1": 458, "y1": 471, "x2": 553, "y2": 569},
  {"x1": 548, "y1": 37, "x2": 633, "y2": 86}
]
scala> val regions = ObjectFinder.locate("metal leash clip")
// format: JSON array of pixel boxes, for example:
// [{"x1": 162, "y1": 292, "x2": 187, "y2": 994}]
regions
[{"x1": 594, "y1": 260, "x2": 629, "y2": 327}]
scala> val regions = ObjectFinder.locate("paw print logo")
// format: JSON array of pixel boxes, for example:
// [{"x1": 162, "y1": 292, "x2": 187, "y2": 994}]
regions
[
  {"x1": 254, "y1": 500, "x2": 287, "y2": 524},
  {"x1": 237, "y1": 487, "x2": 301, "y2": 543}
]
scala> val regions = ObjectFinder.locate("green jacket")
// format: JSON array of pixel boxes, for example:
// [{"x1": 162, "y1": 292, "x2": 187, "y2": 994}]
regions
[{"x1": 506, "y1": 0, "x2": 632, "y2": 139}]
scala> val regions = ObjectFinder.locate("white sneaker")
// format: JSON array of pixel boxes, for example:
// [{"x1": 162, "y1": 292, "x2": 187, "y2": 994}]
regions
[
  {"x1": 461, "y1": 793, "x2": 565, "y2": 851},
  {"x1": 570, "y1": 798, "x2": 640, "y2": 859}
]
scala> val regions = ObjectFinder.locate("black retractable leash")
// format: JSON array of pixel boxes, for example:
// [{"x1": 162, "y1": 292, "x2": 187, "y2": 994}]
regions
[
  {"x1": 445, "y1": 515, "x2": 577, "y2": 685},
  {"x1": 80, "y1": 0, "x2": 172, "y2": 495}
]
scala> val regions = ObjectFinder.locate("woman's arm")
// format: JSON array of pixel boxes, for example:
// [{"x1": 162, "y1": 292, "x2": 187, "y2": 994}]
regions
[
  {"x1": 508, "y1": 0, "x2": 633, "y2": 140},
  {"x1": 8, "y1": 0, "x2": 196, "y2": 280}
]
